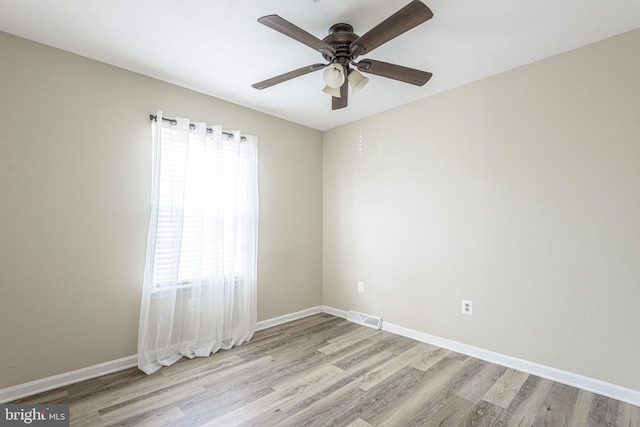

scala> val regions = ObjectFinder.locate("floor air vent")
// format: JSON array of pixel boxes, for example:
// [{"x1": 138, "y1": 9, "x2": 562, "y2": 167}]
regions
[{"x1": 347, "y1": 310, "x2": 382, "y2": 330}]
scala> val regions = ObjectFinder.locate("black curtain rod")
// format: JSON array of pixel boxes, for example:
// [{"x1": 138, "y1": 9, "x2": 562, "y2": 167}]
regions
[{"x1": 149, "y1": 115, "x2": 246, "y2": 141}]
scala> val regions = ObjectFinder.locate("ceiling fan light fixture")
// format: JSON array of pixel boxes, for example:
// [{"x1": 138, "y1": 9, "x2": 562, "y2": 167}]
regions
[
  {"x1": 348, "y1": 69, "x2": 369, "y2": 94},
  {"x1": 323, "y1": 64, "x2": 345, "y2": 88},
  {"x1": 254, "y1": 1, "x2": 434, "y2": 110},
  {"x1": 322, "y1": 85, "x2": 342, "y2": 98}
]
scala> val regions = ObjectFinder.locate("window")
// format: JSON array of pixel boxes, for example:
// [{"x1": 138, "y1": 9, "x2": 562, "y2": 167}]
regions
[{"x1": 149, "y1": 118, "x2": 258, "y2": 290}]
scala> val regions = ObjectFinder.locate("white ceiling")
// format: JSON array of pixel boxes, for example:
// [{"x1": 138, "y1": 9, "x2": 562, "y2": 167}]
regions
[{"x1": 1, "y1": 0, "x2": 639, "y2": 131}]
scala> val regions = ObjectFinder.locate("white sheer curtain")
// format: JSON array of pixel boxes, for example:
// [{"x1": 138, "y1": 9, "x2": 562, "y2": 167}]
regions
[{"x1": 138, "y1": 111, "x2": 258, "y2": 375}]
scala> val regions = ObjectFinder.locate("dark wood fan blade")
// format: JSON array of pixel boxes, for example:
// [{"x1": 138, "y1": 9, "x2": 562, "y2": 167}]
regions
[
  {"x1": 258, "y1": 15, "x2": 336, "y2": 56},
  {"x1": 357, "y1": 59, "x2": 432, "y2": 86},
  {"x1": 252, "y1": 63, "x2": 328, "y2": 90},
  {"x1": 350, "y1": 0, "x2": 433, "y2": 57},
  {"x1": 331, "y1": 74, "x2": 349, "y2": 110}
]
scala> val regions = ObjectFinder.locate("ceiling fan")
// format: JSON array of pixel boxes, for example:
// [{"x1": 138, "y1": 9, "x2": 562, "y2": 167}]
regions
[{"x1": 252, "y1": 0, "x2": 433, "y2": 110}]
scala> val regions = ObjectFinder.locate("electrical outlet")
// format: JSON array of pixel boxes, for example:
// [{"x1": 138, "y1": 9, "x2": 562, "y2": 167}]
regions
[
  {"x1": 357, "y1": 281, "x2": 365, "y2": 293},
  {"x1": 188, "y1": 298, "x2": 197, "y2": 311},
  {"x1": 462, "y1": 299, "x2": 473, "y2": 315}
]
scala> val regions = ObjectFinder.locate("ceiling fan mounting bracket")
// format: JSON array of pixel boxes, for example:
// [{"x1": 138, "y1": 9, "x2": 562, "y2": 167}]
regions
[{"x1": 328, "y1": 23, "x2": 354, "y2": 34}]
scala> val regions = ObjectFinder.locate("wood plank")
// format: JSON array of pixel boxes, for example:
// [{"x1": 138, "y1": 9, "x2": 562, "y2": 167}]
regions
[
  {"x1": 326, "y1": 324, "x2": 380, "y2": 345},
  {"x1": 68, "y1": 414, "x2": 102, "y2": 427},
  {"x1": 616, "y1": 399, "x2": 640, "y2": 427},
  {"x1": 458, "y1": 399, "x2": 505, "y2": 427},
  {"x1": 376, "y1": 357, "x2": 486, "y2": 426},
  {"x1": 357, "y1": 342, "x2": 436, "y2": 391},
  {"x1": 500, "y1": 374, "x2": 553, "y2": 426},
  {"x1": 159, "y1": 353, "x2": 243, "y2": 378},
  {"x1": 202, "y1": 364, "x2": 344, "y2": 426},
  {"x1": 98, "y1": 384, "x2": 206, "y2": 426},
  {"x1": 66, "y1": 367, "x2": 146, "y2": 401},
  {"x1": 323, "y1": 365, "x2": 431, "y2": 425},
  {"x1": 409, "y1": 346, "x2": 449, "y2": 371},
  {"x1": 278, "y1": 349, "x2": 395, "y2": 416},
  {"x1": 346, "y1": 418, "x2": 374, "y2": 427},
  {"x1": 482, "y1": 368, "x2": 530, "y2": 408},
  {"x1": 12, "y1": 388, "x2": 69, "y2": 404},
  {"x1": 586, "y1": 394, "x2": 619, "y2": 427},
  {"x1": 413, "y1": 394, "x2": 476, "y2": 426},
  {"x1": 318, "y1": 327, "x2": 380, "y2": 355},
  {"x1": 271, "y1": 362, "x2": 343, "y2": 392},
  {"x1": 531, "y1": 382, "x2": 580, "y2": 427},
  {"x1": 167, "y1": 386, "x2": 274, "y2": 426},
  {"x1": 456, "y1": 362, "x2": 507, "y2": 402},
  {"x1": 131, "y1": 406, "x2": 185, "y2": 427},
  {"x1": 371, "y1": 356, "x2": 468, "y2": 426},
  {"x1": 568, "y1": 389, "x2": 595, "y2": 427},
  {"x1": 274, "y1": 381, "x2": 366, "y2": 426},
  {"x1": 230, "y1": 365, "x2": 345, "y2": 427},
  {"x1": 332, "y1": 333, "x2": 417, "y2": 371}
]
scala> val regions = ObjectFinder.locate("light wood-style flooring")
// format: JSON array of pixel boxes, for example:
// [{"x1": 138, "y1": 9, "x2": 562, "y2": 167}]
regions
[{"x1": 13, "y1": 313, "x2": 640, "y2": 426}]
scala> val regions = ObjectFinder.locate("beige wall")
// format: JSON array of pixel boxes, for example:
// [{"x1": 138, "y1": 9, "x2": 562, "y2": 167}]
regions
[
  {"x1": 0, "y1": 32, "x2": 323, "y2": 388},
  {"x1": 323, "y1": 29, "x2": 640, "y2": 390}
]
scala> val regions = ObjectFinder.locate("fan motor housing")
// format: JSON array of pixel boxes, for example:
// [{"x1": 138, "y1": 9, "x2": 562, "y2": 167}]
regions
[{"x1": 322, "y1": 23, "x2": 359, "y2": 63}]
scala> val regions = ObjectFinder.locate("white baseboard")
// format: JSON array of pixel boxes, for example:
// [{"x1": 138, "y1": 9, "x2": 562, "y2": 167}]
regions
[
  {"x1": 256, "y1": 306, "x2": 323, "y2": 331},
  {"x1": 320, "y1": 305, "x2": 348, "y2": 319},
  {"x1": 3, "y1": 306, "x2": 638, "y2": 407},
  {"x1": 0, "y1": 355, "x2": 137, "y2": 403},
  {"x1": 380, "y1": 318, "x2": 640, "y2": 407}
]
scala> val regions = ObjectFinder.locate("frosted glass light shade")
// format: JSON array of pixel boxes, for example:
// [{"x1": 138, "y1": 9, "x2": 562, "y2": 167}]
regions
[
  {"x1": 348, "y1": 69, "x2": 369, "y2": 93},
  {"x1": 322, "y1": 85, "x2": 341, "y2": 98},
  {"x1": 323, "y1": 64, "x2": 345, "y2": 88}
]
